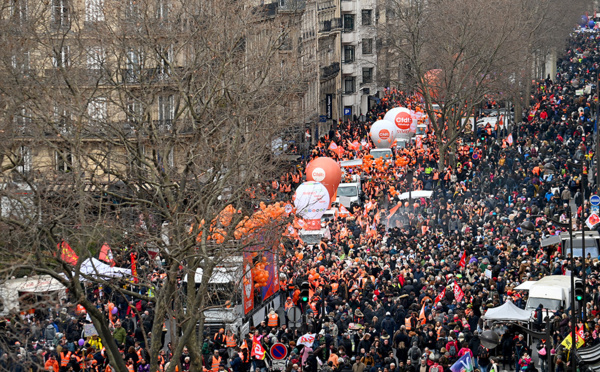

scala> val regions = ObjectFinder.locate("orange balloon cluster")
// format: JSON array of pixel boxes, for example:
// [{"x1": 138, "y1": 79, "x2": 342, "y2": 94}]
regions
[
  {"x1": 252, "y1": 256, "x2": 270, "y2": 288},
  {"x1": 193, "y1": 202, "x2": 286, "y2": 244},
  {"x1": 396, "y1": 156, "x2": 410, "y2": 167},
  {"x1": 362, "y1": 155, "x2": 374, "y2": 173},
  {"x1": 389, "y1": 186, "x2": 399, "y2": 197},
  {"x1": 374, "y1": 157, "x2": 386, "y2": 172}
]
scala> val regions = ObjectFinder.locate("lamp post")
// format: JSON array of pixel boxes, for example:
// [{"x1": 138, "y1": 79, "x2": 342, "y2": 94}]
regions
[{"x1": 520, "y1": 214, "x2": 576, "y2": 372}]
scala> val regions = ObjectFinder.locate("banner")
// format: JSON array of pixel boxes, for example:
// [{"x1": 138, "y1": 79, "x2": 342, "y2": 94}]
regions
[
  {"x1": 434, "y1": 288, "x2": 446, "y2": 305},
  {"x1": 130, "y1": 252, "x2": 138, "y2": 284},
  {"x1": 58, "y1": 241, "x2": 79, "y2": 265},
  {"x1": 586, "y1": 213, "x2": 600, "y2": 229},
  {"x1": 99, "y1": 243, "x2": 115, "y2": 267},
  {"x1": 251, "y1": 336, "x2": 266, "y2": 359},
  {"x1": 297, "y1": 333, "x2": 316, "y2": 347},
  {"x1": 453, "y1": 283, "x2": 465, "y2": 302},
  {"x1": 561, "y1": 326, "x2": 585, "y2": 349},
  {"x1": 458, "y1": 251, "x2": 467, "y2": 268},
  {"x1": 261, "y1": 250, "x2": 279, "y2": 301},
  {"x1": 243, "y1": 252, "x2": 254, "y2": 315},
  {"x1": 450, "y1": 353, "x2": 474, "y2": 372}
]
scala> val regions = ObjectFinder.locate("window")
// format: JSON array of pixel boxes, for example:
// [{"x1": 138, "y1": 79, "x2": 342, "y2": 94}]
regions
[
  {"x1": 344, "y1": 77, "x2": 355, "y2": 94},
  {"x1": 125, "y1": 49, "x2": 143, "y2": 82},
  {"x1": 343, "y1": 45, "x2": 355, "y2": 63},
  {"x1": 53, "y1": 105, "x2": 70, "y2": 134},
  {"x1": 127, "y1": 100, "x2": 143, "y2": 124},
  {"x1": 17, "y1": 146, "x2": 32, "y2": 175},
  {"x1": 55, "y1": 149, "x2": 73, "y2": 173},
  {"x1": 52, "y1": 46, "x2": 70, "y2": 68},
  {"x1": 125, "y1": 0, "x2": 140, "y2": 20},
  {"x1": 85, "y1": 0, "x2": 104, "y2": 22},
  {"x1": 157, "y1": 45, "x2": 172, "y2": 78},
  {"x1": 362, "y1": 67, "x2": 373, "y2": 84},
  {"x1": 362, "y1": 38, "x2": 373, "y2": 55},
  {"x1": 343, "y1": 14, "x2": 354, "y2": 32},
  {"x1": 87, "y1": 47, "x2": 105, "y2": 70},
  {"x1": 158, "y1": 95, "x2": 174, "y2": 130},
  {"x1": 157, "y1": 0, "x2": 168, "y2": 20},
  {"x1": 11, "y1": 51, "x2": 29, "y2": 74},
  {"x1": 52, "y1": 0, "x2": 70, "y2": 28},
  {"x1": 88, "y1": 98, "x2": 107, "y2": 123},
  {"x1": 362, "y1": 9, "x2": 372, "y2": 25},
  {"x1": 14, "y1": 107, "x2": 30, "y2": 133},
  {"x1": 157, "y1": 148, "x2": 174, "y2": 170},
  {"x1": 10, "y1": 0, "x2": 27, "y2": 24}
]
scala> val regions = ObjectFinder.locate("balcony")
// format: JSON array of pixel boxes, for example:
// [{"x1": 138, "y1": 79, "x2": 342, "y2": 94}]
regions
[
  {"x1": 319, "y1": 18, "x2": 342, "y2": 33},
  {"x1": 341, "y1": 0, "x2": 355, "y2": 13},
  {"x1": 341, "y1": 62, "x2": 355, "y2": 75},
  {"x1": 320, "y1": 62, "x2": 340, "y2": 82},
  {"x1": 341, "y1": 31, "x2": 357, "y2": 44}
]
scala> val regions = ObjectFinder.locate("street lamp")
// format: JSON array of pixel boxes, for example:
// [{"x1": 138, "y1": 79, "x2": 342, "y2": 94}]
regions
[{"x1": 520, "y1": 215, "x2": 576, "y2": 372}]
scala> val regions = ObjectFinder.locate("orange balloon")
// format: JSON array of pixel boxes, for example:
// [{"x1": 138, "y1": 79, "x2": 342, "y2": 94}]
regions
[
  {"x1": 319, "y1": 266, "x2": 325, "y2": 273},
  {"x1": 308, "y1": 274, "x2": 314, "y2": 281},
  {"x1": 305, "y1": 157, "x2": 342, "y2": 208}
]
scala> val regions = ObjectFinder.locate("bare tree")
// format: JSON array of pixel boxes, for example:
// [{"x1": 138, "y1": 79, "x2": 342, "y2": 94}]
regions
[
  {"x1": 381, "y1": 0, "x2": 586, "y2": 169},
  {"x1": 0, "y1": 0, "x2": 306, "y2": 371}
]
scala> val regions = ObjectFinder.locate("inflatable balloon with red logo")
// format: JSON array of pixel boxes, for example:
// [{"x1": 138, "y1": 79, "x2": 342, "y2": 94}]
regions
[
  {"x1": 369, "y1": 120, "x2": 396, "y2": 148},
  {"x1": 293, "y1": 181, "x2": 330, "y2": 230},
  {"x1": 384, "y1": 107, "x2": 416, "y2": 140},
  {"x1": 305, "y1": 157, "x2": 342, "y2": 208}
]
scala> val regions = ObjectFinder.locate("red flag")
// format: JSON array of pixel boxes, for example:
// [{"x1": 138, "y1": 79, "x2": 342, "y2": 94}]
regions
[
  {"x1": 338, "y1": 205, "x2": 350, "y2": 216},
  {"x1": 99, "y1": 243, "x2": 115, "y2": 267},
  {"x1": 58, "y1": 241, "x2": 79, "y2": 265},
  {"x1": 453, "y1": 283, "x2": 465, "y2": 302},
  {"x1": 251, "y1": 336, "x2": 266, "y2": 359},
  {"x1": 329, "y1": 141, "x2": 343, "y2": 157},
  {"x1": 434, "y1": 288, "x2": 446, "y2": 305},
  {"x1": 459, "y1": 250, "x2": 467, "y2": 268},
  {"x1": 130, "y1": 252, "x2": 139, "y2": 283},
  {"x1": 418, "y1": 304, "x2": 427, "y2": 325}
]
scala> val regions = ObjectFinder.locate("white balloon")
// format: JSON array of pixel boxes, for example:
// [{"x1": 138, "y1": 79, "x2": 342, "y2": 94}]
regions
[
  {"x1": 370, "y1": 120, "x2": 397, "y2": 148},
  {"x1": 384, "y1": 107, "x2": 416, "y2": 138},
  {"x1": 293, "y1": 182, "x2": 330, "y2": 220}
]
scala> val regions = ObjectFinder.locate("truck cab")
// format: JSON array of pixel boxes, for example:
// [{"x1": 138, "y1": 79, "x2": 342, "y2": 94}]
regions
[
  {"x1": 336, "y1": 183, "x2": 362, "y2": 210},
  {"x1": 524, "y1": 275, "x2": 582, "y2": 315}
]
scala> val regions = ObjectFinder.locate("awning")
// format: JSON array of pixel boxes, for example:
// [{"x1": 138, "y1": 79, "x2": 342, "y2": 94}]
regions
[
  {"x1": 183, "y1": 266, "x2": 242, "y2": 284},
  {"x1": 1, "y1": 275, "x2": 65, "y2": 294}
]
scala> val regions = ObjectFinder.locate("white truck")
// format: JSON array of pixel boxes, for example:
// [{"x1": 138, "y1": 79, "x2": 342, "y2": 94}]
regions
[{"x1": 523, "y1": 275, "x2": 582, "y2": 315}]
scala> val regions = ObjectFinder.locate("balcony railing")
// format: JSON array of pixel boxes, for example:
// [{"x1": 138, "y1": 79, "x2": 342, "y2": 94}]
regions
[{"x1": 320, "y1": 62, "x2": 340, "y2": 81}]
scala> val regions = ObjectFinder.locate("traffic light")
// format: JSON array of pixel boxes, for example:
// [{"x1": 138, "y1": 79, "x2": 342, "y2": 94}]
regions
[
  {"x1": 300, "y1": 281, "x2": 310, "y2": 303},
  {"x1": 575, "y1": 280, "x2": 584, "y2": 302}
]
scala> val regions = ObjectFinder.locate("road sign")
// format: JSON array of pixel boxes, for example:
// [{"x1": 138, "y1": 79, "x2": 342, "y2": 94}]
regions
[
  {"x1": 287, "y1": 306, "x2": 302, "y2": 322},
  {"x1": 344, "y1": 107, "x2": 352, "y2": 116},
  {"x1": 591, "y1": 195, "x2": 600, "y2": 206},
  {"x1": 271, "y1": 360, "x2": 287, "y2": 371},
  {"x1": 270, "y1": 343, "x2": 288, "y2": 360},
  {"x1": 592, "y1": 205, "x2": 600, "y2": 214}
]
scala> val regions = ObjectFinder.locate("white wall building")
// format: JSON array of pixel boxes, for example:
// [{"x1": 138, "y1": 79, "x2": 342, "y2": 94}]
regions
[{"x1": 340, "y1": 0, "x2": 380, "y2": 120}]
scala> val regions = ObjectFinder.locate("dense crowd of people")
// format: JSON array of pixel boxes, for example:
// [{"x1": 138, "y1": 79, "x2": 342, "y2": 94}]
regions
[{"x1": 4, "y1": 18, "x2": 600, "y2": 372}]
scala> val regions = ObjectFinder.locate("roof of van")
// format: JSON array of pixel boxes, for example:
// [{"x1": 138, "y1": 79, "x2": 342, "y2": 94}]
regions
[{"x1": 531, "y1": 275, "x2": 576, "y2": 288}]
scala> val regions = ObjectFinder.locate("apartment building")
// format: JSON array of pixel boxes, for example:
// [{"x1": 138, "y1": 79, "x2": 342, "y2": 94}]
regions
[
  {"x1": 340, "y1": 0, "x2": 381, "y2": 120},
  {"x1": 0, "y1": 0, "x2": 308, "y2": 218}
]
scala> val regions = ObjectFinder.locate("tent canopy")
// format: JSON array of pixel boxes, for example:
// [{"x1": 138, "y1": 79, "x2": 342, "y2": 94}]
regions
[
  {"x1": 1, "y1": 275, "x2": 65, "y2": 294},
  {"x1": 483, "y1": 301, "x2": 531, "y2": 322},
  {"x1": 79, "y1": 258, "x2": 130, "y2": 279}
]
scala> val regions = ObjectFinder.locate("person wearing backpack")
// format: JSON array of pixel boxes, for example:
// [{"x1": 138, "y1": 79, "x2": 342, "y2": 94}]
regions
[
  {"x1": 477, "y1": 345, "x2": 491, "y2": 372},
  {"x1": 408, "y1": 342, "x2": 421, "y2": 367},
  {"x1": 445, "y1": 337, "x2": 458, "y2": 361}
]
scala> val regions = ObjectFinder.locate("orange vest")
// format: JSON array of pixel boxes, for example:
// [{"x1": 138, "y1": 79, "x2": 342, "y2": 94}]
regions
[
  {"x1": 404, "y1": 318, "x2": 412, "y2": 330},
  {"x1": 268, "y1": 313, "x2": 278, "y2": 327},
  {"x1": 226, "y1": 335, "x2": 237, "y2": 348},
  {"x1": 61, "y1": 351, "x2": 72, "y2": 367},
  {"x1": 212, "y1": 356, "x2": 222, "y2": 372},
  {"x1": 284, "y1": 300, "x2": 293, "y2": 310},
  {"x1": 127, "y1": 364, "x2": 135, "y2": 372}
]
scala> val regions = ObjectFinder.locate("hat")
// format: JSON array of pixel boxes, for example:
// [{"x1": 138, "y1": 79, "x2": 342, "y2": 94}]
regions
[{"x1": 386, "y1": 312, "x2": 391, "y2": 316}]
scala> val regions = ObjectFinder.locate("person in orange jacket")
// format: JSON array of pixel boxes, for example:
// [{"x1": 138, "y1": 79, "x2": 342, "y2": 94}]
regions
[{"x1": 45, "y1": 354, "x2": 60, "y2": 371}]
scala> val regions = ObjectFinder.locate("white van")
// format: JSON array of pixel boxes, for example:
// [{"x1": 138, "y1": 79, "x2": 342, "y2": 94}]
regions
[
  {"x1": 525, "y1": 275, "x2": 582, "y2": 314},
  {"x1": 336, "y1": 183, "x2": 362, "y2": 209},
  {"x1": 370, "y1": 148, "x2": 393, "y2": 160}
]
